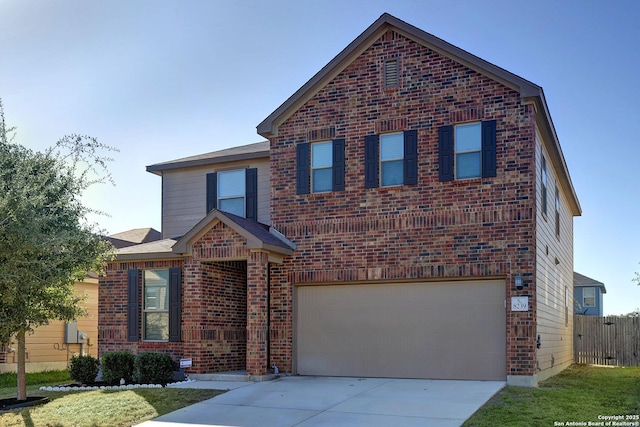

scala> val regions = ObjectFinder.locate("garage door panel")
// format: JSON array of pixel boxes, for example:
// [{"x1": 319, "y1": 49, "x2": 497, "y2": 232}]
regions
[{"x1": 296, "y1": 281, "x2": 506, "y2": 380}]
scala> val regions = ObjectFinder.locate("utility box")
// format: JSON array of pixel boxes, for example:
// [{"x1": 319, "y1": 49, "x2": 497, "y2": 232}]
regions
[
  {"x1": 77, "y1": 331, "x2": 87, "y2": 344},
  {"x1": 65, "y1": 322, "x2": 78, "y2": 344}
]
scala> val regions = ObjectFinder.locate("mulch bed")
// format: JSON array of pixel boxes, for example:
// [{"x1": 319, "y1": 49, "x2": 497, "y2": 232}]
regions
[{"x1": 0, "y1": 396, "x2": 49, "y2": 412}]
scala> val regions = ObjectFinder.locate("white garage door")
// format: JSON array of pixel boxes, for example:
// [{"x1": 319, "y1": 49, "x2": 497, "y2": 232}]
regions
[{"x1": 296, "y1": 280, "x2": 506, "y2": 380}]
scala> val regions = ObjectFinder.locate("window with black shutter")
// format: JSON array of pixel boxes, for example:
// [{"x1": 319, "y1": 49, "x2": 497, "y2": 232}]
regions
[
  {"x1": 439, "y1": 120, "x2": 497, "y2": 182},
  {"x1": 206, "y1": 168, "x2": 258, "y2": 220},
  {"x1": 364, "y1": 130, "x2": 418, "y2": 188},
  {"x1": 297, "y1": 139, "x2": 345, "y2": 194}
]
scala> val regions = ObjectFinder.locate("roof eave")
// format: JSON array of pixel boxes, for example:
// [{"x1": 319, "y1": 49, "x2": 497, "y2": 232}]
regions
[
  {"x1": 114, "y1": 252, "x2": 182, "y2": 261},
  {"x1": 527, "y1": 93, "x2": 582, "y2": 217},
  {"x1": 146, "y1": 150, "x2": 269, "y2": 175}
]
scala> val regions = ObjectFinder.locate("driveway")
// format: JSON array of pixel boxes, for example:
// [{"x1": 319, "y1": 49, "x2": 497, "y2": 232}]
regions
[{"x1": 137, "y1": 376, "x2": 505, "y2": 427}]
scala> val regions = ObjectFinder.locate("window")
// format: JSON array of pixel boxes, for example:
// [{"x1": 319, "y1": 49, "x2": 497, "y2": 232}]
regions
[
  {"x1": 555, "y1": 184, "x2": 560, "y2": 237},
  {"x1": 541, "y1": 155, "x2": 548, "y2": 216},
  {"x1": 143, "y1": 270, "x2": 169, "y2": 341},
  {"x1": 380, "y1": 133, "x2": 404, "y2": 186},
  {"x1": 438, "y1": 120, "x2": 496, "y2": 182},
  {"x1": 206, "y1": 169, "x2": 258, "y2": 220},
  {"x1": 455, "y1": 123, "x2": 482, "y2": 179},
  {"x1": 127, "y1": 268, "x2": 181, "y2": 343},
  {"x1": 311, "y1": 141, "x2": 333, "y2": 193},
  {"x1": 583, "y1": 287, "x2": 595, "y2": 308},
  {"x1": 364, "y1": 130, "x2": 417, "y2": 188},
  {"x1": 218, "y1": 170, "x2": 245, "y2": 217},
  {"x1": 296, "y1": 139, "x2": 345, "y2": 194},
  {"x1": 384, "y1": 59, "x2": 398, "y2": 87}
]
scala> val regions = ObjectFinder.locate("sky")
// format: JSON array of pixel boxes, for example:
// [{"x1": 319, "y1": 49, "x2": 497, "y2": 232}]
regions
[{"x1": 1, "y1": 0, "x2": 639, "y2": 316}]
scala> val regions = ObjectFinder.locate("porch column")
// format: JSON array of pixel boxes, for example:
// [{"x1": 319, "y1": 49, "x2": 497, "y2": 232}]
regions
[{"x1": 246, "y1": 249, "x2": 269, "y2": 376}]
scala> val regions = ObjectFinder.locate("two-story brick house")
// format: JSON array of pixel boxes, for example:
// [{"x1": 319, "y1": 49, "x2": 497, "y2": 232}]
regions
[{"x1": 98, "y1": 13, "x2": 581, "y2": 387}]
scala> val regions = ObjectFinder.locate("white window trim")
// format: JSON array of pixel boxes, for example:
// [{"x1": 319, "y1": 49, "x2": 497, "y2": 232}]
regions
[
  {"x1": 583, "y1": 287, "x2": 596, "y2": 308},
  {"x1": 142, "y1": 269, "x2": 169, "y2": 342},
  {"x1": 454, "y1": 122, "x2": 482, "y2": 180},
  {"x1": 217, "y1": 169, "x2": 246, "y2": 216},
  {"x1": 311, "y1": 141, "x2": 333, "y2": 193},
  {"x1": 379, "y1": 132, "x2": 404, "y2": 187}
]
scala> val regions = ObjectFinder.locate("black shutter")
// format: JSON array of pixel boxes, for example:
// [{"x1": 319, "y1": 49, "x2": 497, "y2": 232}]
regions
[
  {"x1": 481, "y1": 120, "x2": 497, "y2": 178},
  {"x1": 403, "y1": 130, "x2": 418, "y2": 185},
  {"x1": 245, "y1": 168, "x2": 258, "y2": 221},
  {"x1": 364, "y1": 134, "x2": 379, "y2": 188},
  {"x1": 168, "y1": 267, "x2": 182, "y2": 342},
  {"x1": 296, "y1": 143, "x2": 309, "y2": 195},
  {"x1": 206, "y1": 172, "x2": 217, "y2": 213},
  {"x1": 438, "y1": 125, "x2": 454, "y2": 182},
  {"x1": 332, "y1": 139, "x2": 345, "y2": 191},
  {"x1": 127, "y1": 269, "x2": 139, "y2": 342}
]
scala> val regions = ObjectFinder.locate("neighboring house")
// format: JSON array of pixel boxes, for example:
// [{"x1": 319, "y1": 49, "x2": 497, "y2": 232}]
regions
[
  {"x1": 98, "y1": 13, "x2": 581, "y2": 387},
  {"x1": 573, "y1": 272, "x2": 606, "y2": 316},
  {"x1": 0, "y1": 275, "x2": 98, "y2": 373}
]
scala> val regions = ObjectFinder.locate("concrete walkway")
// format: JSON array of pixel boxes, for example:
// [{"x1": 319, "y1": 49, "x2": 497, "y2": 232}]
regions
[{"x1": 137, "y1": 376, "x2": 505, "y2": 427}]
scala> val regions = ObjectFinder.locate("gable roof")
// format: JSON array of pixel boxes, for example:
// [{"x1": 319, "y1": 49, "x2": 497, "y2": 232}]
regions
[
  {"x1": 257, "y1": 12, "x2": 580, "y2": 216},
  {"x1": 107, "y1": 227, "x2": 162, "y2": 249},
  {"x1": 146, "y1": 141, "x2": 269, "y2": 175},
  {"x1": 115, "y1": 238, "x2": 180, "y2": 261},
  {"x1": 172, "y1": 209, "x2": 295, "y2": 256},
  {"x1": 573, "y1": 272, "x2": 607, "y2": 293}
]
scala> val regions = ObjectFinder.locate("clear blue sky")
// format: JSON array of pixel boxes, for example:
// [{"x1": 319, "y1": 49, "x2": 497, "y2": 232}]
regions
[{"x1": 1, "y1": 0, "x2": 639, "y2": 315}]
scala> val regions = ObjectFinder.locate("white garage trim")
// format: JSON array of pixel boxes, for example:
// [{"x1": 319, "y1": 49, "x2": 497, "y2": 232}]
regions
[{"x1": 295, "y1": 280, "x2": 506, "y2": 380}]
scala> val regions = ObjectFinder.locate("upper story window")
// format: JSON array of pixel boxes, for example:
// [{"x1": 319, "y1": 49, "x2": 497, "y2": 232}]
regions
[
  {"x1": 296, "y1": 139, "x2": 345, "y2": 194},
  {"x1": 380, "y1": 133, "x2": 404, "y2": 186},
  {"x1": 218, "y1": 170, "x2": 245, "y2": 217},
  {"x1": 455, "y1": 123, "x2": 482, "y2": 179},
  {"x1": 583, "y1": 287, "x2": 595, "y2": 308},
  {"x1": 365, "y1": 130, "x2": 417, "y2": 188},
  {"x1": 206, "y1": 168, "x2": 258, "y2": 220},
  {"x1": 541, "y1": 155, "x2": 548, "y2": 216},
  {"x1": 143, "y1": 269, "x2": 169, "y2": 341},
  {"x1": 555, "y1": 184, "x2": 560, "y2": 237},
  {"x1": 311, "y1": 141, "x2": 333, "y2": 193},
  {"x1": 438, "y1": 120, "x2": 496, "y2": 182}
]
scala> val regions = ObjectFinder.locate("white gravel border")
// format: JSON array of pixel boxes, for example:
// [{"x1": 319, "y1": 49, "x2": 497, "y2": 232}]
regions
[{"x1": 39, "y1": 379, "x2": 197, "y2": 392}]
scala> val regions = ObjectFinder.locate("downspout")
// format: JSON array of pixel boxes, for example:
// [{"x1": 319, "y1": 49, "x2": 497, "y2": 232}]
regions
[{"x1": 266, "y1": 262, "x2": 271, "y2": 373}]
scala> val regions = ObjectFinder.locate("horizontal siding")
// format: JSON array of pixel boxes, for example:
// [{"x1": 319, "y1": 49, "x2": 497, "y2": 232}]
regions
[
  {"x1": 162, "y1": 158, "x2": 270, "y2": 239},
  {"x1": 0, "y1": 280, "x2": 99, "y2": 366},
  {"x1": 535, "y1": 128, "x2": 574, "y2": 381}
]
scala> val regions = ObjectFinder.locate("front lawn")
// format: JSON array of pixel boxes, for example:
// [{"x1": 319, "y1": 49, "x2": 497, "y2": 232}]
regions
[
  {"x1": 464, "y1": 365, "x2": 640, "y2": 426},
  {"x1": 0, "y1": 370, "x2": 224, "y2": 427}
]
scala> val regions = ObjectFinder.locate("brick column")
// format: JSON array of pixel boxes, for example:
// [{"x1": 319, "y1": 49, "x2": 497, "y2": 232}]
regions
[{"x1": 246, "y1": 250, "x2": 269, "y2": 376}]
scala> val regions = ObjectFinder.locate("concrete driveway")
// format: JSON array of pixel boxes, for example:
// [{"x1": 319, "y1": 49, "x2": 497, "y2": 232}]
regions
[{"x1": 137, "y1": 376, "x2": 505, "y2": 427}]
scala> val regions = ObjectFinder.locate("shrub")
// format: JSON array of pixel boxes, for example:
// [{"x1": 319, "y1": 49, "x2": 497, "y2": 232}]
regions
[
  {"x1": 134, "y1": 352, "x2": 178, "y2": 385},
  {"x1": 69, "y1": 355, "x2": 99, "y2": 384},
  {"x1": 101, "y1": 351, "x2": 135, "y2": 384}
]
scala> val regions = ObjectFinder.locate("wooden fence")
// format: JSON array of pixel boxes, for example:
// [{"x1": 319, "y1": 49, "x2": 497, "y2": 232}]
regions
[{"x1": 574, "y1": 315, "x2": 640, "y2": 366}]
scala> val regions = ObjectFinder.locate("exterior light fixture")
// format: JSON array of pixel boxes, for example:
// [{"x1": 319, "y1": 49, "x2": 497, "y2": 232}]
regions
[{"x1": 514, "y1": 274, "x2": 524, "y2": 290}]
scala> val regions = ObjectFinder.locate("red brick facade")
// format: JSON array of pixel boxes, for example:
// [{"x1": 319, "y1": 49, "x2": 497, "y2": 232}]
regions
[
  {"x1": 99, "y1": 18, "x2": 576, "y2": 384},
  {"x1": 268, "y1": 29, "x2": 537, "y2": 377}
]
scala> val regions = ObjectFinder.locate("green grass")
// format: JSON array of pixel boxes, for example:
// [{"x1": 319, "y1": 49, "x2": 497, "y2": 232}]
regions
[
  {"x1": 0, "y1": 370, "x2": 224, "y2": 427},
  {"x1": 464, "y1": 365, "x2": 640, "y2": 427}
]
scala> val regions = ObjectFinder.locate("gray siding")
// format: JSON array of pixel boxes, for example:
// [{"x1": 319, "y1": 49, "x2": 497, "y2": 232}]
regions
[{"x1": 161, "y1": 158, "x2": 270, "y2": 239}]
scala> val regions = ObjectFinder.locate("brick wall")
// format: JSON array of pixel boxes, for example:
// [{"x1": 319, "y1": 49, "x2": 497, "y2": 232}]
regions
[
  {"x1": 99, "y1": 259, "x2": 184, "y2": 360},
  {"x1": 99, "y1": 221, "x2": 251, "y2": 374},
  {"x1": 269, "y1": 30, "x2": 537, "y2": 376},
  {"x1": 183, "y1": 260, "x2": 246, "y2": 372}
]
